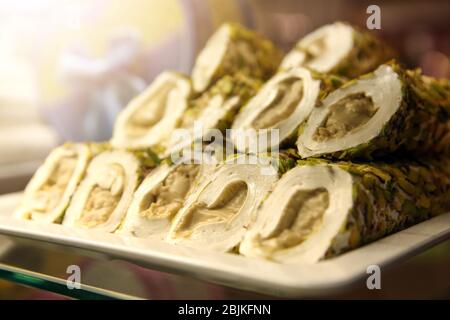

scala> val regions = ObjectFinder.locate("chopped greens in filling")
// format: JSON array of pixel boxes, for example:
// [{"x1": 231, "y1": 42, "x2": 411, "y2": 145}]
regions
[
  {"x1": 139, "y1": 165, "x2": 200, "y2": 220},
  {"x1": 314, "y1": 93, "x2": 378, "y2": 141},
  {"x1": 125, "y1": 84, "x2": 173, "y2": 137},
  {"x1": 76, "y1": 164, "x2": 125, "y2": 228},
  {"x1": 32, "y1": 156, "x2": 77, "y2": 213},
  {"x1": 174, "y1": 181, "x2": 248, "y2": 238},
  {"x1": 261, "y1": 188, "x2": 329, "y2": 251},
  {"x1": 252, "y1": 79, "x2": 304, "y2": 129}
]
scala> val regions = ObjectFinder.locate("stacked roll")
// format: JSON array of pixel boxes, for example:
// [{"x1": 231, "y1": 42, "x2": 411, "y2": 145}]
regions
[
  {"x1": 297, "y1": 63, "x2": 450, "y2": 160},
  {"x1": 240, "y1": 159, "x2": 450, "y2": 263},
  {"x1": 62, "y1": 148, "x2": 158, "y2": 232},
  {"x1": 280, "y1": 21, "x2": 395, "y2": 77},
  {"x1": 15, "y1": 143, "x2": 97, "y2": 223}
]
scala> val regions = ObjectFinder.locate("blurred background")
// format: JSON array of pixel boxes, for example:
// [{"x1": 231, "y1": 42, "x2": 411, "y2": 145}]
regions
[
  {"x1": 0, "y1": 0, "x2": 449, "y2": 299},
  {"x1": 0, "y1": 0, "x2": 449, "y2": 192}
]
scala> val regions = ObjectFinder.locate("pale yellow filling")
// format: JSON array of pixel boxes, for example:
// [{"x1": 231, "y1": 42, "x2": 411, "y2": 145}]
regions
[
  {"x1": 261, "y1": 188, "x2": 329, "y2": 251},
  {"x1": 251, "y1": 79, "x2": 303, "y2": 129},
  {"x1": 31, "y1": 156, "x2": 77, "y2": 213},
  {"x1": 76, "y1": 164, "x2": 125, "y2": 228},
  {"x1": 174, "y1": 181, "x2": 248, "y2": 238},
  {"x1": 139, "y1": 165, "x2": 200, "y2": 220},
  {"x1": 314, "y1": 93, "x2": 377, "y2": 141}
]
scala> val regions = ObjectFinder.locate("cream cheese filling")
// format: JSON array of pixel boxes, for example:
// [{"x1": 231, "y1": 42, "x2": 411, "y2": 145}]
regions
[
  {"x1": 313, "y1": 93, "x2": 378, "y2": 142},
  {"x1": 173, "y1": 181, "x2": 248, "y2": 239},
  {"x1": 258, "y1": 188, "x2": 329, "y2": 253},
  {"x1": 251, "y1": 79, "x2": 304, "y2": 129},
  {"x1": 139, "y1": 164, "x2": 200, "y2": 220},
  {"x1": 76, "y1": 164, "x2": 125, "y2": 228}
]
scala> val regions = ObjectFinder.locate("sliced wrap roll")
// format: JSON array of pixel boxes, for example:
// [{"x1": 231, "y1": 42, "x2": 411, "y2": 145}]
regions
[
  {"x1": 166, "y1": 73, "x2": 261, "y2": 157},
  {"x1": 231, "y1": 67, "x2": 344, "y2": 153},
  {"x1": 166, "y1": 154, "x2": 288, "y2": 252},
  {"x1": 297, "y1": 63, "x2": 450, "y2": 160},
  {"x1": 14, "y1": 143, "x2": 94, "y2": 223},
  {"x1": 118, "y1": 162, "x2": 215, "y2": 239},
  {"x1": 192, "y1": 22, "x2": 282, "y2": 92},
  {"x1": 281, "y1": 22, "x2": 395, "y2": 78},
  {"x1": 111, "y1": 72, "x2": 191, "y2": 153},
  {"x1": 63, "y1": 149, "x2": 158, "y2": 232},
  {"x1": 240, "y1": 159, "x2": 450, "y2": 264}
]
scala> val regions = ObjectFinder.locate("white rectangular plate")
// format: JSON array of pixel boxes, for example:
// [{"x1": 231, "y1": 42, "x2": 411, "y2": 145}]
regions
[{"x1": 0, "y1": 192, "x2": 449, "y2": 298}]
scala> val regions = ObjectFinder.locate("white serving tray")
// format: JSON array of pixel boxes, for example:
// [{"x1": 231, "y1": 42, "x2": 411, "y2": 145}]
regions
[{"x1": 0, "y1": 192, "x2": 449, "y2": 298}]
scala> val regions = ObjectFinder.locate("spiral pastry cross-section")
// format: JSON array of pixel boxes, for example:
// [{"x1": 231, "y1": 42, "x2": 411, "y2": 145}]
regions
[
  {"x1": 111, "y1": 72, "x2": 192, "y2": 153},
  {"x1": 15, "y1": 143, "x2": 93, "y2": 223},
  {"x1": 297, "y1": 63, "x2": 450, "y2": 160},
  {"x1": 118, "y1": 162, "x2": 214, "y2": 239},
  {"x1": 281, "y1": 21, "x2": 395, "y2": 78},
  {"x1": 166, "y1": 156, "x2": 281, "y2": 252}
]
